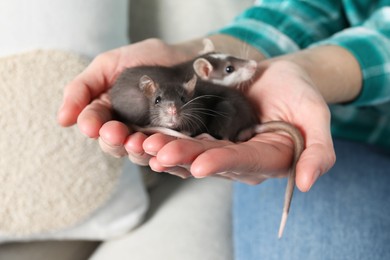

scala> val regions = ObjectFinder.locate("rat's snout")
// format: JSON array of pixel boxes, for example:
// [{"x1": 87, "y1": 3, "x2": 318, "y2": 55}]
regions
[
  {"x1": 161, "y1": 102, "x2": 180, "y2": 129},
  {"x1": 167, "y1": 103, "x2": 177, "y2": 116}
]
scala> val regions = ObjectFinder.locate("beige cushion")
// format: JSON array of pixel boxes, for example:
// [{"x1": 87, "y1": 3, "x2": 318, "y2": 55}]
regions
[{"x1": 0, "y1": 50, "x2": 148, "y2": 241}]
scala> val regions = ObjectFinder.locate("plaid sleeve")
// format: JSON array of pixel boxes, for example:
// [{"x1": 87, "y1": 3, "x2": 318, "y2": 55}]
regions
[
  {"x1": 214, "y1": 2, "x2": 390, "y2": 148},
  {"x1": 215, "y1": 0, "x2": 348, "y2": 57},
  {"x1": 312, "y1": 7, "x2": 390, "y2": 106}
]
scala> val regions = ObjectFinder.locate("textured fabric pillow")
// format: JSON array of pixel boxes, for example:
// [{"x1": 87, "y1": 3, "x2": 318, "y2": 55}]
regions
[{"x1": 0, "y1": 50, "x2": 148, "y2": 242}]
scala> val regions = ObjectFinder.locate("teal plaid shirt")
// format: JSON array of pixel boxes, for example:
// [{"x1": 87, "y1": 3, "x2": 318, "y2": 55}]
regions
[{"x1": 216, "y1": 0, "x2": 390, "y2": 150}]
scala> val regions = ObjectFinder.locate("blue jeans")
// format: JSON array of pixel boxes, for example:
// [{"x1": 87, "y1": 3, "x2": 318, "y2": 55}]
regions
[{"x1": 233, "y1": 139, "x2": 390, "y2": 260}]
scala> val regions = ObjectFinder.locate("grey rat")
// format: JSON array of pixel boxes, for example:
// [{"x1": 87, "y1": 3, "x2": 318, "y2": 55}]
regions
[
  {"x1": 110, "y1": 65, "x2": 181, "y2": 126},
  {"x1": 109, "y1": 52, "x2": 257, "y2": 126}
]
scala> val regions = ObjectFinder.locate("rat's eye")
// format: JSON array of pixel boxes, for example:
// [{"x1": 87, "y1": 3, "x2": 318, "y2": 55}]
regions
[
  {"x1": 155, "y1": 96, "x2": 161, "y2": 104},
  {"x1": 225, "y1": 65, "x2": 235, "y2": 74},
  {"x1": 180, "y1": 96, "x2": 186, "y2": 103}
]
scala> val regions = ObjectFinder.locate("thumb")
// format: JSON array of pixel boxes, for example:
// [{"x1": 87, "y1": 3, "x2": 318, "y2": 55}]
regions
[{"x1": 295, "y1": 142, "x2": 336, "y2": 192}]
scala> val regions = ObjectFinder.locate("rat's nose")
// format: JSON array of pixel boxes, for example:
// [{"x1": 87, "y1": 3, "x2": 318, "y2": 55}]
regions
[{"x1": 167, "y1": 104, "x2": 177, "y2": 116}]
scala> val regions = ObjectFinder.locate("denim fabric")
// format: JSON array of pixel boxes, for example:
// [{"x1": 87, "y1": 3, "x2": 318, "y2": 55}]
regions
[{"x1": 233, "y1": 139, "x2": 390, "y2": 260}]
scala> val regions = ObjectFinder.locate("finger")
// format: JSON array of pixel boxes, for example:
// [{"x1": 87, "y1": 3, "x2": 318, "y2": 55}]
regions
[
  {"x1": 152, "y1": 138, "x2": 232, "y2": 167},
  {"x1": 125, "y1": 132, "x2": 153, "y2": 166},
  {"x1": 148, "y1": 158, "x2": 192, "y2": 179},
  {"x1": 128, "y1": 153, "x2": 152, "y2": 166},
  {"x1": 216, "y1": 171, "x2": 268, "y2": 184},
  {"x1": 100, "y1": 120, "x2": 131, "y2": 145},
  {"x1": 295, "y1": 141, "x2": 335, "y2": 192},
  {"x1": 148, "y1": 157, "x2": 169, "y2": 172},
  {"x1": 165, "y1": 167, "x2": 192, "y2": 179},
  {"x1": 125, "y1": 131, "x2": 148, "y2": 154},
  {"x1": 57, "y1": 51, "x2": 120, "y2": 126},
  {"x1": 98, "y1": 120, "x2": 131, "y2": 157},
  {"x1": 77, "y1": 94, "x2": 113, "y2": 138},
  {"x1": 142, "y1": 133, "x2": 179, "y2": 156},
  {"x1": 149, "y1": 154, "x2": 191, "y2": 174},
  {"x1": 57, "y1": 82, "x2": 92, "y2": 127},
  {"x1": 191, "y1": 138, "x2": 293, "y2": 179},
  {"x1": 295, "y1": 109, "x2": 336, "y2": 192},
  {"x1": 99, "y1": 137, "x2": 127, "y2": 158}
]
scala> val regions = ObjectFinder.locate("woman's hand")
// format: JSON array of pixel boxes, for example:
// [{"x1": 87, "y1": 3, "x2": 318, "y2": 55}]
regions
[
  {"x1": 57, "y1": 38, "x2": 200, "y2": 157},
  {"x1": 132, "y1": 44, "x2": 363, "y2": 192},
  {"x1": 133, "y1": 59, "x2": 336, "y2": 192},
  {"x1": 57, "y1": 34, "x2": 264, "y2": 160}
]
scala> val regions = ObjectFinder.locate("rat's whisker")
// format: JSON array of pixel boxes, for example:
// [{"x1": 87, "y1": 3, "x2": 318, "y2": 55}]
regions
[
  {"x1": 181, "y1": 94, "x2": 226, "y2": 109},
  {"x1": 185, "y1": 106, "x2": 230, "y2": 119},
  {"x1": 182, "y1": 112, "x2": 209, "y2": 132}
]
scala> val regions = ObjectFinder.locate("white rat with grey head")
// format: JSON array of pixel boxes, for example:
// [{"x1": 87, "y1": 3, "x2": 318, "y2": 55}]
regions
[
  {"x1": 193, "y1": 53, "x2": 258, "y2": 88},
  {"x1": 191, "y1": 46, "x2": 304, "y2": 238},
  {"x1": 193, "y1": 37, "x2": 258, "y2": 88}
]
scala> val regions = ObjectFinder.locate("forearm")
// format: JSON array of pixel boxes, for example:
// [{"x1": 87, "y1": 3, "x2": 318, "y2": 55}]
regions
[{"x1": 263, "y1": 45, "x2": 363, "y2": 104}]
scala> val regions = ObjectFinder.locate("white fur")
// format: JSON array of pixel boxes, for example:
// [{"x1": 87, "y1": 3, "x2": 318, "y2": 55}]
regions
[
  {"x1": 211, "y1": 65, "x2": 256, "y2": 86},
  {"x1": 209, "y1": 53, "x2": 229, "y2": 60}
]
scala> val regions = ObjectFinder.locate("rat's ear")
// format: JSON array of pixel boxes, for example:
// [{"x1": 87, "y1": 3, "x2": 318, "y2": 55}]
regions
[
  {"x1": 193, "y1": 58, "x2": 213, "y2": 80},
  {"x1": 139, "y1": 75, "x2": 158, "y2": 97},
  {"x1": 198, "y1": 38, "x2": 215, "y2": 55},
  {"x1": 183, "y1": 75, "x2": 197, "y2": 97}
]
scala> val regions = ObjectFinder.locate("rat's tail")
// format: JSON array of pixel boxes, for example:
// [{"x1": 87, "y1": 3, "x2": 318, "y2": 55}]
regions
[
  {"x1": 278, "y1": 167, "x2": 297, "y2": 238},
  {"x1": 254, "y1": 121, "x2": 304, "y2": 238}
]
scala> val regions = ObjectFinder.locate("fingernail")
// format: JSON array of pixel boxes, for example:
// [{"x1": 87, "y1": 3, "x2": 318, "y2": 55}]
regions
[
  {"x1": 162, "y1": 164, "x2": 175, "y2": 167},
  {"x1": 145, "y1": 150, "x2": 157, "y2": 156},
  {"x1": 193, "y1": 175, "x2": 206, "y2": 179}
]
